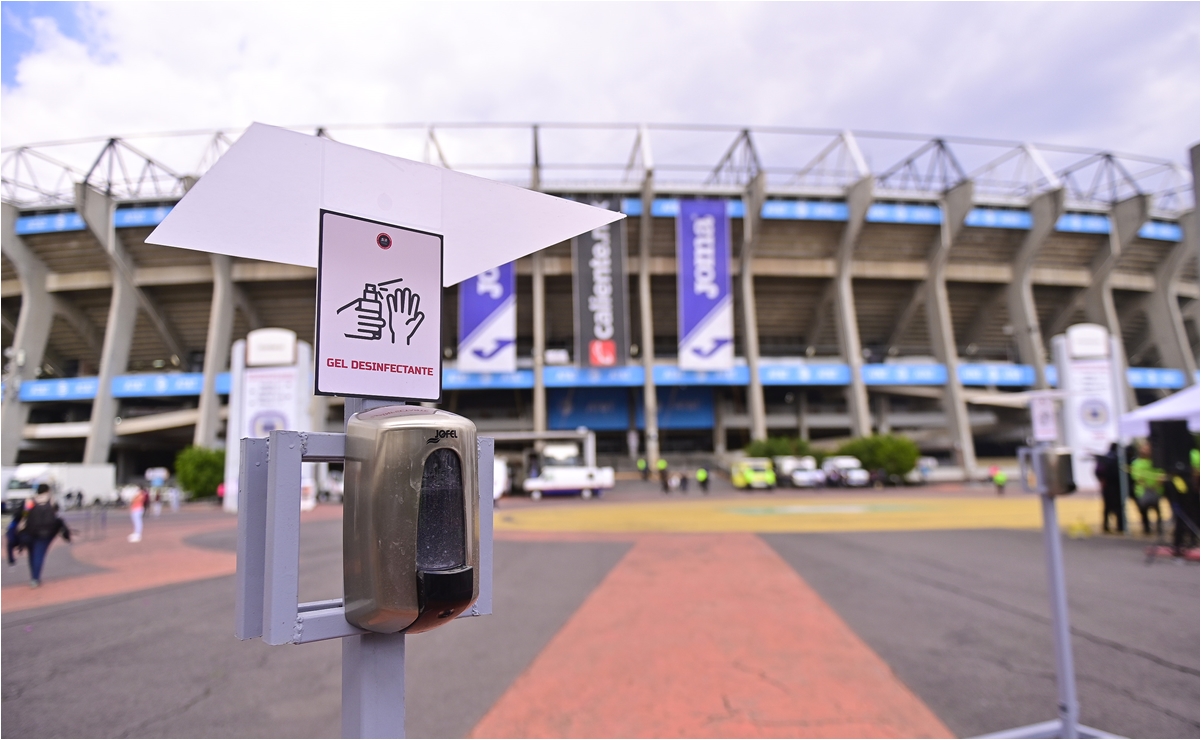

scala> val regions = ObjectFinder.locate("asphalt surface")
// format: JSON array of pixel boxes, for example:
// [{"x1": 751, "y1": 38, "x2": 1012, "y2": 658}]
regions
[
  {"x1": 2, "y1": 516, "x2": 630, "y2": 738},
  {"x1": 2, "y1": 495, "x2": 1198, "y2": 738},
  {"x1": 764, "y1": 530, "x2": 1200, "y2": 739}
]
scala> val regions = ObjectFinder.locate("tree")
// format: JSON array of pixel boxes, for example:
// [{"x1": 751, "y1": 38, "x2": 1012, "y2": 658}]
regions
[
  {"x1": 836, "y1": 435, "x2": 920, "y2": 479},
  {"x1": 175, "y1": 446, "x2": 225, "y2": 498}
]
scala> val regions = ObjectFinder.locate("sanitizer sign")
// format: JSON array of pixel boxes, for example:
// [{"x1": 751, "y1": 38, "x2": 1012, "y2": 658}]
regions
[{"x1": 315, "y1": 211, "x2": 443, "y2": 401}]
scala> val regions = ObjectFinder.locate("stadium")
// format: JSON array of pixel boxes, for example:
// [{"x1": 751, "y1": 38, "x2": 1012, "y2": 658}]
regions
[{"x1": 2, "y1": 123, "x2": 1198, "y2": 479}]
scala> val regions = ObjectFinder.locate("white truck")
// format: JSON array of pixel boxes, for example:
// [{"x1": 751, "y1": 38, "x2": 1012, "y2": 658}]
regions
[
  {"x1": 522, "y1": 442, "x2": 615, "y2": 500},
  {"x1": 3, "y1": 463, "x2": 117, "y2": 510}
]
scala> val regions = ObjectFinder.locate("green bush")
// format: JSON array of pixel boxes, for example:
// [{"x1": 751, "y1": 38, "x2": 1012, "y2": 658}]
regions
[
  {"x1": 175, "y1": 446, "x2": 225, "y2": 498},
  {"x1": 835, "y1": 434, "x2": 920, "y2": 478},
  {"x1": 744, "y1": 436, "x2": 821, "y2": 461}
]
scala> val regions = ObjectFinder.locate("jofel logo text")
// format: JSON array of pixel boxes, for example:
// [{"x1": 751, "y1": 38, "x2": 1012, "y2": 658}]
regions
[{"x1": 427, "y1": 429, "x2": 458, "y2": 445}]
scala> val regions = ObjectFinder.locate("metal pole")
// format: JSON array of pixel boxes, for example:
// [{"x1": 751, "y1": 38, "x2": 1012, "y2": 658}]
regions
[
  {"x1": 342, "y1": 396, "x2": 406, "y2": 738},
  {"x1": 1039, "y1": 487, "x2": 1079, "y2": 739},
  {"x1": 342, "y1": 632, "x2": 406, "y2": 738}
]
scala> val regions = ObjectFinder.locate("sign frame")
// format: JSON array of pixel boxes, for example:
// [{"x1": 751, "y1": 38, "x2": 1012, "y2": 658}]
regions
[{"x1": 314, "y1": 209, "x2": 445, "y2": 403}]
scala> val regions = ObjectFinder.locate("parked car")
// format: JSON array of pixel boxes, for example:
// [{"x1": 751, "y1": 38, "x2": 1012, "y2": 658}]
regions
[
  {"x1": 789, "y1": 456, "x2": 828, "y2": 488},
  {"x1": 772, "y1": 456, "x2": 803, "y2": 486},
  {"x1": 732, "y1": 458, "x2": 776, "y2": 490},
  {"x1": 905, "y1": 456, "x2": 939, "y2": 484},
  {"x1": 821, "y1": 456, "x2": 871, "y2": 487},
  {"x1": 493, "y1": 457, "x2": 510, "y2": 501}
]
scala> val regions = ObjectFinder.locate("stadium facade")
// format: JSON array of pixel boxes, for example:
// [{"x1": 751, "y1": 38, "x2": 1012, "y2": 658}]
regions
[{"x1": 2, "y1": 124, "x2": 1198, "y2": 478}]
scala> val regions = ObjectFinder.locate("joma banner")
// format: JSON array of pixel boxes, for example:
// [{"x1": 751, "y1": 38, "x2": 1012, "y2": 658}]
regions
[
  {"x1": 573, "y1": 199, "x2": 630, "y2": 368},
  {"x1": 458, "y1": 262, "x2": 517, "y2": 373},
  {"x1": 677, "y1": 199, "x2": 734, "y2": 370}
]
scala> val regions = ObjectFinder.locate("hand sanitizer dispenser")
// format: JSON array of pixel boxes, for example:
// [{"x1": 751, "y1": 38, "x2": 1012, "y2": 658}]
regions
[{"x1": 343, "y1": 406, "x2": 479, "y2": 633}]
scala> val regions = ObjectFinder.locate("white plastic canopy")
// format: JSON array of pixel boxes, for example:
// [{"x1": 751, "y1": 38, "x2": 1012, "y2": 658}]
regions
[
  {"x1": 1118, "y1": 383, "x2": 1200, "y2": 437},
  {"x1": 146, "y1": 123, "x2": 623, "y2": 287}
]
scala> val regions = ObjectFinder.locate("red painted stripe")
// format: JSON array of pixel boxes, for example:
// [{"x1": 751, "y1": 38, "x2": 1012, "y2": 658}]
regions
[{"x1": 471, "y1": 533, "x2": 950, "y2": 739}]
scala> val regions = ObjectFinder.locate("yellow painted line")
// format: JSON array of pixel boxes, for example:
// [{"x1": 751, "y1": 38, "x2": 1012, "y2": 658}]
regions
[{"x1": 494, "y1": 496, "x2": 1106, "y2": 534}]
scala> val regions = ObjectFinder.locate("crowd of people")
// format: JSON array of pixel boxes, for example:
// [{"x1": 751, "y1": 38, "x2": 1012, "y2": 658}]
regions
[
  {"x1": 1094, "y1": 438, "x2": 1200, "y2": 557},
  {"x1": 5, "y1": 483, "x2": 167, "y2": 587},
  {"x1": 636, "y1": 457, "x2": 710, "y2": 495}
]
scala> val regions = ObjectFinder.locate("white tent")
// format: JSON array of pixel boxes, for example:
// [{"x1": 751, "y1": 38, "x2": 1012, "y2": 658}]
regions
[{"x1": 1118, "y1": 384, "x2": 1200, "y2": 438}]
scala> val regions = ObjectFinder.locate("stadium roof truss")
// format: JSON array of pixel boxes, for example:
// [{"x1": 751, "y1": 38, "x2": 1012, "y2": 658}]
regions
[{"x1": 2, "y1": 123, "x2": 1194, "y2": 217}]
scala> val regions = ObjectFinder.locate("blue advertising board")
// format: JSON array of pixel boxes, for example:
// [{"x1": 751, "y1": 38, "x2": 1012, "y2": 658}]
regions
[
  {"x1": 635, "y1": 386, "x2": 715, "y2": 430},
  {"x1": 19, "y1": 371, "x2": 231, "y2": 402},
  {"x1": 759, "y1": 362, "x2": 852, "y2": 385},
  {"x1": 548, "y1": 387, "x2": 630, "y2": 430}
]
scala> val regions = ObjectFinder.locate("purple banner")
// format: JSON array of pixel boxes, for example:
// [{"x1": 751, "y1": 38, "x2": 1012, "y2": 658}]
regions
[
  {"x1": 676, "y1": 200, "x2": 734, "y2": 370},
  {"x1": 458, "y1": 262, "x2": 516, "y2": 373}
]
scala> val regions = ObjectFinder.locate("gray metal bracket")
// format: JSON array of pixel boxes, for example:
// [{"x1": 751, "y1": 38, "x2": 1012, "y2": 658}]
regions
[{"x1": 235, "y1": 430, "x2": 494, "y2": 645}]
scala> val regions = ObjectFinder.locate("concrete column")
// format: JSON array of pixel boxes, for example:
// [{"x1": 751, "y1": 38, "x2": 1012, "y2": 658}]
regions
[
  {"x1": 530, "y1": 133, "x2": 548, "y2": 437},
  {"x1": 834, "y1": 176, "x2": 874, "y2": 436},
  {"x1": 1007, "y1": 188, "x2": 1064, "y2": 388},
  {"x1": 926, "y1": 180, "x2": 977, "y2": 475},
  {"x1": 875, "y1": 394, "x2": 891, "y2": 435},
  {"x1": 740, "y1": 172, "x2": 768, "y2": 442},
  {"x1": 713, "y1": 391, "x2": 726, "y2": 454},
  {"x1": 1, "y1": 204, "x2": 55, "y2": 466},
  {"x1": 1082, "y1": 194, "x2": 1149, "y2": 410},
  {"x1": 531, "y1": 251, "x2": 547, "y2": 434},
  {"x1": 1146, "y1": 209, "x2": 1199, "y2": 380},
  {"x1": 797, "y1": 394, "x2": 809, "y2": 442},
  {"x1": 638, "y1": 172, "x2": 660, "y2": 462},
  {"x1": 77, "y1": 187, "x2": 138, "y2": 465},
  {"x1": 194, "y1": 254, "x2": 235, "y2": 448}
]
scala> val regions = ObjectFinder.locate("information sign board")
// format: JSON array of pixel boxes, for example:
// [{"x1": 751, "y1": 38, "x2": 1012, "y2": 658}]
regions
[
  {"x1": 1031, "y1": 395, "x2": 1060, "y2": 443},
  {"x1": 315, "y1": 211, "x2": 443, "y2": 401}
]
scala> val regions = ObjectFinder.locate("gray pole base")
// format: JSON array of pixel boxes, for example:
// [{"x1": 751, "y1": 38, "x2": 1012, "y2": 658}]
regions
[
  {"x1": 974, "y1": 719, "x2": 1124, "y2": 739},
  {"x1": 343, "y1": 632, "x2": 406, "y2": 738}
]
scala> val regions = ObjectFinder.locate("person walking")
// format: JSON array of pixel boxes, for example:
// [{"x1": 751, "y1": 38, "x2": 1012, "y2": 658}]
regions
[
  {"x1": 637, "y1": 458, "x2": 649, "y2": 481},
  {"x1": 1130, "y1": 441, "x2": 1165, "y2": 537},
  {"x1": 6, "y1": 498, "x2": 30, "y2": 566},
  {"x1": 657, "y1": 458, "x2": 669, "y2": 494},
  {"x1": 19, "y1": 485, "x2": 71, "y2": 587},
  {"x1": 128, "y1": 486, "x2": 150, "y2": 543},
  {"x1": 696, "y1": 467, "x2": 709, "y2": 494},
  {"x1": 992, "y1": 467, "x2": 1008, "y2": 496},
  {"x1": 679, "y1": 472, "x2": 690, "y2": 494},
  {"x1": 1096, "y1": 443, "x2": 1125, "y2": 534}
]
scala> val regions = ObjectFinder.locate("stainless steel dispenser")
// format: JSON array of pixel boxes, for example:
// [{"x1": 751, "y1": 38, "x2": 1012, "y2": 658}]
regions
[
  {"x1": 1019, "y1": 446, "x2": 1077, "y2": 497},
  {"x1": 343, "y1": 406, "x2": 479, "y2": 633}
]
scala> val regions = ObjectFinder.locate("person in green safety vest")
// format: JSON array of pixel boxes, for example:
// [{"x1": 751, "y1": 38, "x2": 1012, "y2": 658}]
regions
[
  {"x1": 637, "y1": 458, "x2": 648, "y2": 481},
  {"x1": 657, "y1": 458, "x2": 669, "y2": 494},
  {"x1": 1130, "y1": 440, "x2": 1165, "y2": 536},
  {"x1": 696, "y1": 467, "x2": 709, "y2": 494},
  {"x1": 991, "y1": 466, "x2": 1007, "y2": 496}
]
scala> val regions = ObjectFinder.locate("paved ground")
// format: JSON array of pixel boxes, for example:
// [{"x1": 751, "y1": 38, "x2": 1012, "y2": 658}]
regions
[{"x1": 2, "y1": 480, "x2": 1197, "y2": 738}]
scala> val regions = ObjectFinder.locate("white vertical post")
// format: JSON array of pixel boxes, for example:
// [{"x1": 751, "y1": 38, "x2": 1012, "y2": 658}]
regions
[
  {"x1": 262, "y1": 430, "x2": 301, "y2": 646},
  {"x1": 235, "y1": 437, "x2": 269, "y2": 640}
]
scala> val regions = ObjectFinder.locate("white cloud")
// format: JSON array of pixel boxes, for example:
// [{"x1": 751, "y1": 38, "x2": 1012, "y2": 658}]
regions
[{"x1": 2, "y1": 1, "x2": 1197, "y2": 170}]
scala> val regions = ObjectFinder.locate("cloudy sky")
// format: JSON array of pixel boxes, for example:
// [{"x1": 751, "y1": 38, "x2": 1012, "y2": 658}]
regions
[{"x1": 1, "y1": 1, "x2": 1198, "y2": 170}]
